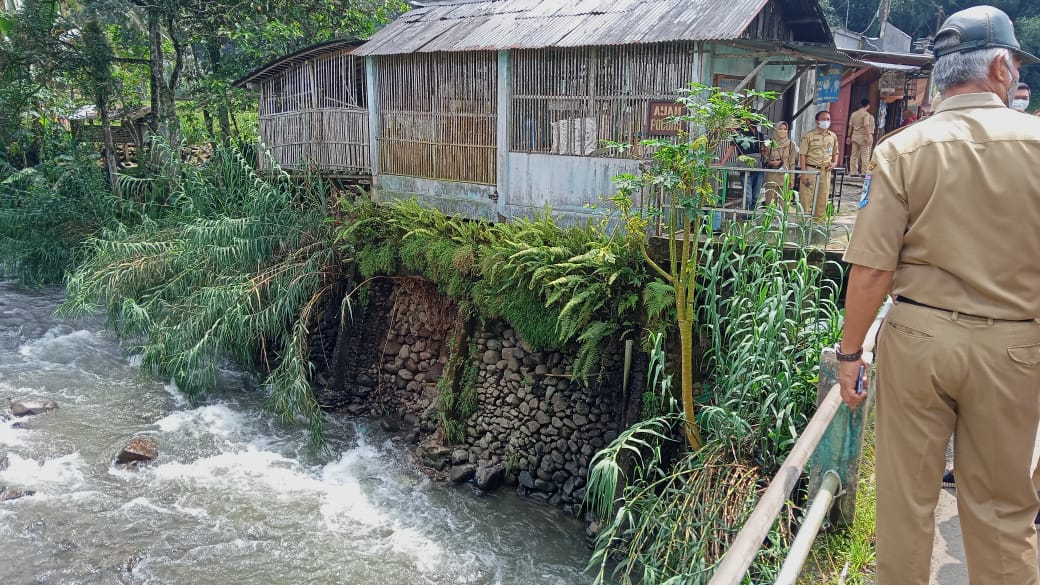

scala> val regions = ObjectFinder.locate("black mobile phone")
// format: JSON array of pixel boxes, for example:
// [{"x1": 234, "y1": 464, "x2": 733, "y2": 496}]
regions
[{"x1": 854, "y1": 364, "x2": 866, "y2": 395}]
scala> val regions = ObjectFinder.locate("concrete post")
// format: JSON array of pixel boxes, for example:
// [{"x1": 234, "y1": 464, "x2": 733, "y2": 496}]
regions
[
  {"x1": 496, "y1": 50, "x2": 511, "y2": 220},
  {"x1": 808, "y1": 348, "x2": 874, "y2": 527}
]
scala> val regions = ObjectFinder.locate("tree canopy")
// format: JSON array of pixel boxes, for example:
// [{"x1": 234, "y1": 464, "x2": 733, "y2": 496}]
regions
[{"x1": 0, "y1": 0, "x2": 407, "y2": 158}]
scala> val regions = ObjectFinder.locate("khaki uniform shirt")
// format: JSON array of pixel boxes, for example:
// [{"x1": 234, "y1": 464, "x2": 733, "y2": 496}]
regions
[
  {"x1": 844, "y1": 93, "x2": 1040, "y2": 320},
  {"x1": 799, "y1": 128, "x2": 839, "y2": 167},
  {"x1": 849, "y1": 109, "x2": 875, "y2": 144}
]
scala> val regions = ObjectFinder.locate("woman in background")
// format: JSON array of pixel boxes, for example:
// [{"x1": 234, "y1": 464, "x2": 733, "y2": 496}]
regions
[{"x1": 760, "y1": 121, "x2": 799, "y2": 207}]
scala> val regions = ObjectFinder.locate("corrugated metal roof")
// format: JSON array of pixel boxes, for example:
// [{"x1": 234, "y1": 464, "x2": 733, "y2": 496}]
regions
[
  {"x1": 233, "y1": 39, "x2": 364, "y2": 88},
  {"x1": 354, "y1": 0, "x2": 775, "y2": 56}
]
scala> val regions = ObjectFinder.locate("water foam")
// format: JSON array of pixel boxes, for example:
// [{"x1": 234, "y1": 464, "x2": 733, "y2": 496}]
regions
[
  {"x1": 0, "y1": 452, "x2": 86, "y2": 491},
  {"x1": 155, "y1": 404, "x2": 246, "y2": 438},
  {"x1": 17, "y1": 327, "x2": 100, "y2": 361}
]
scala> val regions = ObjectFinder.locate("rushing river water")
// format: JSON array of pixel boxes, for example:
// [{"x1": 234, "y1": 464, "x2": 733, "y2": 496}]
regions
[{"x1": 0, "y1": 282, "x2": 590, "y2": 585}]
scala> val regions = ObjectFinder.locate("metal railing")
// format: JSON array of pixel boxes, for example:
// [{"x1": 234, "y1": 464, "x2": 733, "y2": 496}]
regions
[{"x1": 708, "y1": 298, "x2": 892, "y2": 585}]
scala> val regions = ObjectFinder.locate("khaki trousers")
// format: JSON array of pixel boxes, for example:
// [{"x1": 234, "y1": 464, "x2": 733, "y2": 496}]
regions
[
  {"x1": 875, "y1": 302, "x2": 1040, "y2": 585},
  {"x1": 850, "y1": 139, "x2": 872, "y2": 175},
  {"x1": 799, "y1": 167, "x2": 831, "y2": 219}
]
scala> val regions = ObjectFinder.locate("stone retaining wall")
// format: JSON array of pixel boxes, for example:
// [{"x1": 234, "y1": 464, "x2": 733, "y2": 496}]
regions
[{"x1": 315, "y1": 277, "x2": 640, "y2": 514}]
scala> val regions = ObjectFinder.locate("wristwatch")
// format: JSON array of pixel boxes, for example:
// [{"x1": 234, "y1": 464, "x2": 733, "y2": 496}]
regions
[{"x1": 835, "y1": 345, "x2": 863, "y2": 362}]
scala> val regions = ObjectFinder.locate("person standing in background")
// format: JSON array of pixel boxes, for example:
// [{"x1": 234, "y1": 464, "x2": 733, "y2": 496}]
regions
[
  {"x1": 847, "y1": 99, "x2": 876, "y2": 177},
  {"x1": 760, "y1": 121, "x2": 798, "y2": 206},
  {"x1": 721, "y1": 124, "x2": 765, "y2": 211},
  {"x1": 1012, "y1": 82, "x2": 1030, "y2": 111},
  {"x1": 798, "y1": 111, "x2": 839, "y2": 219}
]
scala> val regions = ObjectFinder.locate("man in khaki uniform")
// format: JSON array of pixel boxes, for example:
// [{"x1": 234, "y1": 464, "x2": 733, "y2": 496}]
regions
[
  {"x1": 798, "y1": 111, "x2": 839, "y2": 219},
  {"x1": 846, "y1": 99, "x2": 875, "y2": 176},
  {"x1": 836, "y1": 6, "x2": 1040, "y2": 585}
]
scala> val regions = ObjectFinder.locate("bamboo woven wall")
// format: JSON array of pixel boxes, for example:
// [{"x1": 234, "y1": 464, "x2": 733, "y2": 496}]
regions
[
  {"x1": 376, "y1": 52, "x2": 497, "y2": 185},
  {"x1": 511, "y1": 43, "x2": 700, "y2": 157},
  {"x1": 257, "y1": 49, "x2": 370, "y2": 174}
]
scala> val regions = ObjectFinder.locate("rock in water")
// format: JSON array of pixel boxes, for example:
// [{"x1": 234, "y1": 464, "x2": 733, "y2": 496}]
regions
[
  {"x1": 474, "y1": 463, "x2": 506, "y2": 492},
  {"x1": 0, "y1": 487, "x2": 35, "y2": 502},
  {"x1": 10, "y1": 398, "x2": 58, "y2": 417},
  {"x1": 115, "y1": 437, "x2": 158, "y2": 465},
  {"x1": 448, "y1": 464, "x2": 477, "y2": 484}
]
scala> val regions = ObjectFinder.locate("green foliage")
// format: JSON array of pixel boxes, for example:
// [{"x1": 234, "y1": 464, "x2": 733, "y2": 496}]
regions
[
  {"x1": 341, "y1": 202, "x2": 650, "y2": 383},
  {"x1": 585, "y1": 416, "x2": 792, "y2": 585},
  {"x1": 696, "y1": 206, "x2": 842, "y2": 473},
  {"x1": 610, "y1": 83, "x2": 777, "y2": 451},
  {"x1": 60, "y1": 141, "x2": 338, "y2": 446},
  {"x1": 0, "y1": 139, "x2": 119, "y2": 284},
  {"x1": 586, "y1": 203, "x2": 843, "y2": 585}
]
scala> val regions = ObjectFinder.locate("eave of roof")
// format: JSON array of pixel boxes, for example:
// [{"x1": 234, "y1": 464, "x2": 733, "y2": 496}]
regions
[
  {"x1": 232, "y1": 38, "x2": 364, "y2": 88},
  {"x1": 841, "y1": 48, "x2": 934, "y2": 69}
]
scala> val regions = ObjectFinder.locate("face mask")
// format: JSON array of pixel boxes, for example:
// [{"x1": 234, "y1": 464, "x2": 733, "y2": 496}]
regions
[
  {"x1": 818, "y1": 120, "x2": 831, "y2": 129},
  {"x1": 775, "y1": 128, "x2": 788, "y2": 139},
  {"x1": 1012, "y1": 98, "x2": 1030, "y2": 111}
]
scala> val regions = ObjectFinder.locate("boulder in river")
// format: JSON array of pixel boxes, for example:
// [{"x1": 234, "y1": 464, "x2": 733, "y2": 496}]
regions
[
  {"x1": 10, "y1": 398, "x2": 58, "y2": 417},
  {"x1": 0, "y1": 487, "x2": 36, "y2": 501},
  {"x1": 115, "y1": 437, "x2": 158, "y2": 465},
  {"x1": 474, "y1": 463, "x2": 506, "y2": 492},
  {"x1": 448, "y1": 464, "x2": 477, "y2": 484}
]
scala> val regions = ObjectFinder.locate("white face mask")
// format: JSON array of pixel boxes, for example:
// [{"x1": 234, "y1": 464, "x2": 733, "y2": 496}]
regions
[
  {"x1": 818, "y1": 120, "x2": 831, "y2": 130},
  {"x1": 1012, "y1": 98, "x2": 1030, "y2": 111}
]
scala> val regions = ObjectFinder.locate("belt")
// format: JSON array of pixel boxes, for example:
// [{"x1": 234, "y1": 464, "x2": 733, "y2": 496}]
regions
[
  {"x1": 806, "y1": 163, "x2": 828, "y2": 169},
  {"x1": 895, "y1": 296, "x2": 1034, "y2": 322}
]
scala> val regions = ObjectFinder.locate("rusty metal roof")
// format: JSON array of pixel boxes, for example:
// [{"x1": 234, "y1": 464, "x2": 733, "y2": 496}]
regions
[{"x1": 354, "y1": 0, "x2": 794, "y2": 56}]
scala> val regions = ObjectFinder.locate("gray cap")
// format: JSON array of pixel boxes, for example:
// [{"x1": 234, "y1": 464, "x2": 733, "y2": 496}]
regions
[{"x1": 932, "y1": 5, "x2": 1039, "y2": 66}]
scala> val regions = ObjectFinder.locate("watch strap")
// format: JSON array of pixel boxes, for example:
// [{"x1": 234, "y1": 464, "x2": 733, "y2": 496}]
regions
[{"x1": 835, "y1": 345, "x2": 863, "y2": 362}]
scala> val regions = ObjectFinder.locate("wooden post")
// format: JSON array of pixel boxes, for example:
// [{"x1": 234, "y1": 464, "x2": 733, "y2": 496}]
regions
[{"x1": 808, "y1": 348, "x2": 874, "y2": 528}]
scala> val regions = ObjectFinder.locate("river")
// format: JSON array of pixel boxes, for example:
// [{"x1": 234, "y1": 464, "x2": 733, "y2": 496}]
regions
[{"x1": 0, "y1": 282, "x2": 590, "y2": 585}]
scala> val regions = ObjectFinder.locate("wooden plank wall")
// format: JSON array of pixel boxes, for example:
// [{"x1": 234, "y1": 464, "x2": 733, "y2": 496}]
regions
[
  {"x1": 376, "y1": 52, "x2": 498, "y2": 185},
  {"x1": 511, "y1": 43, "x2": 700, "y2": 157},
  {"x1": 257, "y1": 49, "x2": 370, "y2": 174}
]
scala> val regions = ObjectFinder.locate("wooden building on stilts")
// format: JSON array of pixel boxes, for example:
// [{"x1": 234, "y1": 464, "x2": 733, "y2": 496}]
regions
[{"x1": 234, "y1": 39, "x2": 371, "y2": 179}]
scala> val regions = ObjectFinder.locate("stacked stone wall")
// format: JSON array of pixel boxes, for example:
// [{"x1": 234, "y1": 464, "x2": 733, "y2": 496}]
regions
[{"x1": 316, "y1": 277, "x2": 640, "y2": 514}]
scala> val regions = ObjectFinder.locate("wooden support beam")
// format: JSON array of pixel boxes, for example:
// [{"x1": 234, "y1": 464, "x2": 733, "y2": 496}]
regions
[{"x1": 734, "y1": 57, "x2": 772, "y2": 92}]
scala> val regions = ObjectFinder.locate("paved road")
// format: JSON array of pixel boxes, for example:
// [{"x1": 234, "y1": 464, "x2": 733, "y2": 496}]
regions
[
  {"x1": 930, "y1": 487, "x2": 969, "y2": 584},
  {"x1": 929, "y1": 441, "x2": 1040, "y2": 584}
]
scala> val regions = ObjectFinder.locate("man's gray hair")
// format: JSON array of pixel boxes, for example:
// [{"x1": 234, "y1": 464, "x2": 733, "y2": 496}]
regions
[{"x1": 932, "y1": 33, "x2": 1014, "y2": 93}]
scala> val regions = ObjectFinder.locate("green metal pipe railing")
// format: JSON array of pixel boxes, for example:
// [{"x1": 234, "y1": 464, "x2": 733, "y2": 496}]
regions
[{"x1": 708, "y1": 299, "x2": 892, "y2": 585}]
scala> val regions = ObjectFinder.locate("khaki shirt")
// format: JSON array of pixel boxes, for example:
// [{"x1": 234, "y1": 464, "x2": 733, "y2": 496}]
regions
[
  {"x1": 844, "y1": 92, "x2": 1040, "y2": 320},
  {"x1": 849, "y1": 108, "x2": 875, "y2": 143},
  {"x1": 799, "y1": 128, "x2": 839, "y2": 167}
]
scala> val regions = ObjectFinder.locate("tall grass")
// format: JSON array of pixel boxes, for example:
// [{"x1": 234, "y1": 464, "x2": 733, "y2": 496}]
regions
[
  {"x1": 584, "y1": 204, "x2": 843, "y2": 584},
  {"x1": 697, "y1": 208, "x2": 843, "y2": 473},
  {"x1": 0, "y1": 140, "x2": 120, "y2": 285}
]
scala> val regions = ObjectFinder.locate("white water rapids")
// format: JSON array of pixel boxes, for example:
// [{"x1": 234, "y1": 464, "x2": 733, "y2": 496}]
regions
[{"x1": 0, "y1": 283, "x2": 589, "y2": 585}]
